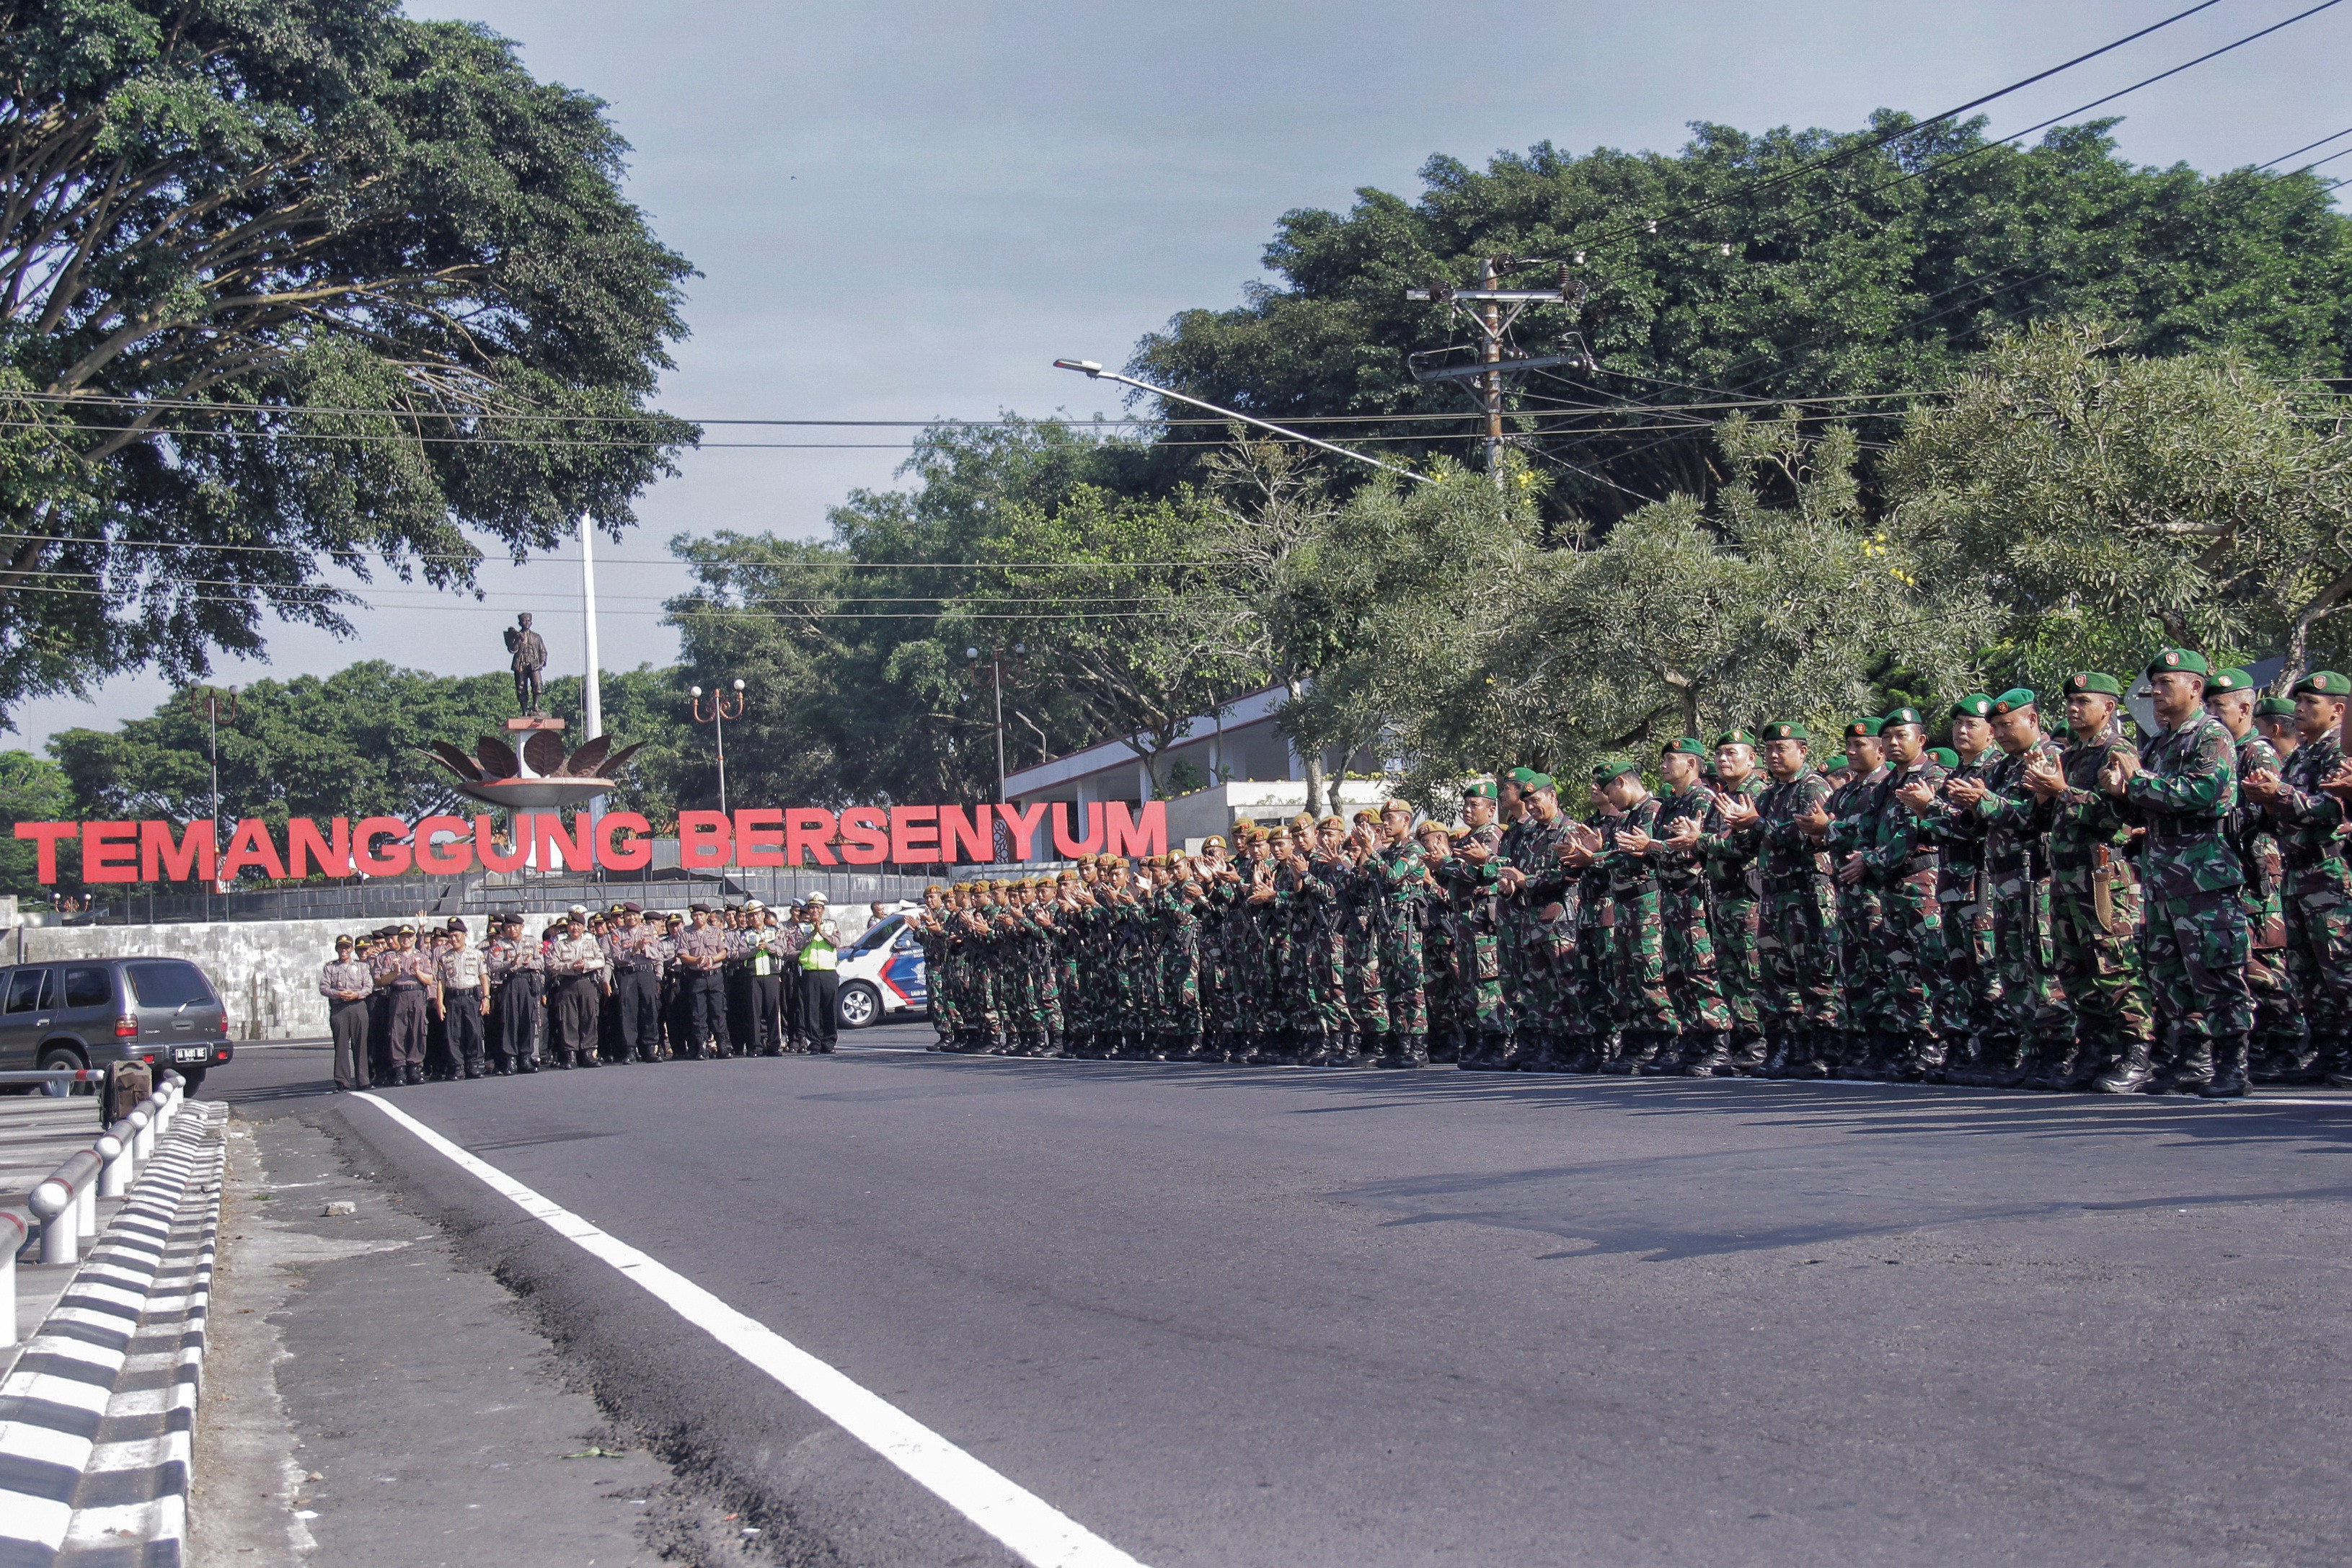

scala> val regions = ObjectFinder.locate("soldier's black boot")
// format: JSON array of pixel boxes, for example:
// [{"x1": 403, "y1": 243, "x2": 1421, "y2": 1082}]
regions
[
  {"x1": 2321, "y1": 1029, "x2": 2352, "y2": 1090},
  {"x1": 1722, "y1": 1028, "x2": 1764, "y2": 1076},
  {"x1": 2093, "y1": 1035, "x2": 2154, "y2": 1094},
  {"x1": 1761, "y1": 1025, "x2": 1791, "y2": 1078},
  {"x1": 1789, "y1": 1027, "x2": 1830, "y2": 1078},
  {"x1": 2198, "y1": 1032, "x2": 2251, "y2": 1098},
  {"x1": 1469, "y1": 1026, "x2": 1512, "y2": 1071},
  {"x1": 1640, "y1": 1032, "x2": 1685, "y2": 1076},
  {"x1": 2020, "y1": 1038, "x2": 2073, "y2": 1091},
  {"x1": 463, "y1": 1054, "x2": 486, "y2": 1080},
  {"x1": 2167, "y1": 1031, "x2": 2215, "y2": 1094},
  {"x1": 1679, "y1": 1029, "x2": 1728, "y2": 1077}
]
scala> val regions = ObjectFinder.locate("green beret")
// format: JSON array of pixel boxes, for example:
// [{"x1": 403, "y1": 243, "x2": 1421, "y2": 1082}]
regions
[
  {"x1": 1595, "y1": 756, "x2": 1642, "y2": 783},
  {"x1": 2207, "y1": 668, "x2": 2257, "y2": 696},
  {"x1": 2064, "y1": 671, "x2": 2123, "y2": 698},
  {"x1": 1950, "y1": 694, "x2": 1994, "y2": 720},
  {"x1": 1762, "y1": 721, "x2": 1809, "y2": 743},
  {"x1": 1713, "y1": 728, "x2": 1758, "y2": 748},
  {"x1": 1928, "y1": 747, "x2": 1959, "y2": 769},
  {"x1": 2256, "y1": 695, "x2": 2297, "y2": 717},
  {"x1": 1506, "y1": 766, "x2": 1545, "y2": 788},
  {"x1": 2292, "y1": 670, "x2": 2350, "y2": 699},
  {"x1": 1845, "y1": 717, "x2": 1885, "y2": 739},
  {"x1": 1822, "y1": 753, "x2": 1850, "y2": 772},
  {"x1": 1881, "y1": 706, "x2": 1925, "y2": 729},
  {"x1": 1663, "y1": 736, "x2": 1710, "y2": 758},
  {"x1": 1990, "y1": 688, "x2": 2038, "y2": 715},
  {"x1": 1462, "y1": 780, "x2": 1498, "y2": 799},
  {"x1": 2146, "y1": 647, "x2": 2210, "y2": 681}
]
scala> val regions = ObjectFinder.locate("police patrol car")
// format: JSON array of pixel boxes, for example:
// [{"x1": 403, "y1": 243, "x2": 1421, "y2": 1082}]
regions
[{"x1": 834, "y1": 905, "x2": 928, "y2": 1028}]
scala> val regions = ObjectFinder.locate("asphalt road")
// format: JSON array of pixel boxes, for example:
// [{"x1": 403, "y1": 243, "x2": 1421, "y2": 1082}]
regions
[{"x1": 216, "y1": 1031, "x2": 2352, "y2": 1567}]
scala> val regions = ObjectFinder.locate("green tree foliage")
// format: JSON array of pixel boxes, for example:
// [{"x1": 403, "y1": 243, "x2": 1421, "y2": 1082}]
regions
[
  {"x1": 1891, "y1": 323, "x2": 2352, "y2": 694},
  {"x1": 1131, "y1": 117, "x2": 2352, "y2": 526},
  {"x1": 0, "y1": 0, "x2": 697, "y2": 722},
  {"x1": 46, "y1": 662, "x2": 691, "y2": 846},
  {"x1": 0, "y1": 748, "x2": 74, "y2": 893}
]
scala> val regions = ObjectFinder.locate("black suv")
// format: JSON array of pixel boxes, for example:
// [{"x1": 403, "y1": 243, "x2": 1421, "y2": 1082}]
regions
[{"x1": 0, "y1": 956, "x2": 234, "y2": 1094}]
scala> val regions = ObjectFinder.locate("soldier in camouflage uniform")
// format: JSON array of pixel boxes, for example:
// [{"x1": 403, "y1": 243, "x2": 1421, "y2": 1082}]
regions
[
  {"x1": 909, "y1": 885, "x2": 957, "y2": 1050},
  {"x1": 1439, "y1": 783, "x2": 1509, "y2": 1068},
  {"x1": 1856, "y1": 707, "x2": 1949, "y2": 1080},
  {"x1": 2206, "y1": 670, "x2": 2307, "y2": 1081},
  {"x1": 1497, "y1": 775, "x2": 1578, "y2": 1071},
  {"x1": 1583, "y1": 756, "x2": 1679, "y2": 1072},
  {"x1": 2243, "y1": 668, "x2": 2352, "y2": 1090},
  {"x1": 1721, "y1": 722, "x2": 1838, "y2": 1076},
  {"x1": 2102, "y1": 649, "x2": 2252, "y2": 1096},
  {"x1": 1916, "y1": 697, "x2": 1999, "y2": 1081},
  {"x1": 1637, "y1": 738, "x2": 1736, "y2": 1075},
  {"x1": 1823, "y1": 719, "x2": 1888, "y2": 1073},
  {"x1": 1376, "y1": 798, "x2": 1431, "y2": 1066},
  {"x1": 1948, "y1": 690, "x2": 2073, "y2": 1086},
  {"x1": 1414, "y1": 819, "x2": 1463, "y2": 1061}
]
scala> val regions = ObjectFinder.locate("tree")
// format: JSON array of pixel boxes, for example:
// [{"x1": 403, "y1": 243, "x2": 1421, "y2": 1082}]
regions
[
  {"x1": 1131, "y1": 117, "x2": 2352, "y2": 528},
  {"x1": 1891, "y1": 323, "x2": 2352, "y2": 694},
  {"x1": 0, "y1": 748, "x2": 74, "y2": 894},
  {"x1": 0, "y1": 1, "x2": 696, "y2": 722}
]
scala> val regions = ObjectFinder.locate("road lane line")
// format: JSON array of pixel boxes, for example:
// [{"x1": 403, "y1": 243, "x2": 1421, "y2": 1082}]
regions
[{"x1": 346, "y1": 1092, "x2": 1148, "y2": 1568}]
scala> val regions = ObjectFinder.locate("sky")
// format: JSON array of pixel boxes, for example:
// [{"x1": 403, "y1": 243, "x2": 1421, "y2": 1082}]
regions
[{"x1": 8, "y1": 0, "x2": 2351, "y2": 751}]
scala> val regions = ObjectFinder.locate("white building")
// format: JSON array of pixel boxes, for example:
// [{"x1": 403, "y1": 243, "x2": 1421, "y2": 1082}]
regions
[{"x1": 1000, "y1": 686, "x2": 1395, "y2": 849}]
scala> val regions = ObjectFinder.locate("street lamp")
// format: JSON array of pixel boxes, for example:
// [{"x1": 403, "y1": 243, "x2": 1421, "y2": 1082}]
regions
[
  {"x1": 188, "y1": 686, "x2": 238, "y2": 918},
  {"x1": 1053, "y1": 360, "x2": 1432, "y2": 486},
  {"x1": 965, "y1": 645, "x2": 1025, "y2": 799},
  {"x1": 689, "y1": 678, "x2": 746, "y2": 815}
]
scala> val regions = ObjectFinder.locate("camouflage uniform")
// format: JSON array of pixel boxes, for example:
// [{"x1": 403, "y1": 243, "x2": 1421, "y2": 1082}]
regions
[
  {"x1": 1653, "y1": 778, "x2": 1735, "y2": 1073},
  {"x1": 1595, "y1": 792, "x2": 1681, "y2": 1071},
  {"x1": 2223, "y1": 730, "x2": 2306, "y2": 1079},
  {"x1": 1338, "y1": 856, "x2": 1390, "y2": 1063},
  {"x1": 1822, "y1": 766, "x2": 1885, "y2": 1066},
  {"x1": 1696, "y1": 774, "x2": 1767, "y2": 1068},
  {"x1": 1437, "y1": 822, "x2": 1508, "y2": 1066},
  {"x1": 1504, "y1": 814, "x2": 1578, "y2": 1068},
  {"x1": 1971, "y1": 732, "x2": 2074, "y2": 1081},
  {"x1": 1378, "y1": 839, "x2": 1431, "y2": 1061},
  {"x1": 1920, "y1": 750, "x2": 1999, "y2": 1075},
  {"x1": 2123, "y1": 704, "x2": 2251, "y2": 1089},
  {"x1": 1756, "y1": 761, "x2": 1839, "y2": 1074},
  {"x1": 1854, "y1": 752, "x2": 1950, "y2": 1076},
  {"x1": 2264, "y1": 727, "x2": 2352, "y2": 1085},
  {"x1": 2036, "y1": 725, "x2": 2155, "y2": 1089}
]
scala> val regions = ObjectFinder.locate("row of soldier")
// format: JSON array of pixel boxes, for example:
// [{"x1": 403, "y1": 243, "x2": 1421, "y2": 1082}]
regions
[
  {"x1": 315, "y1": 897, "x2": 849, "y2": 1089},
  {"x1": 902, "y1": 650, "x2": 2352, "y2": 1099}
]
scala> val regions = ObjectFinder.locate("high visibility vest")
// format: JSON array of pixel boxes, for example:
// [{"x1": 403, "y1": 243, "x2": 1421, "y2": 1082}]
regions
[{"x1": 800, "y1": 928, "x2": 837, "y2": 972}]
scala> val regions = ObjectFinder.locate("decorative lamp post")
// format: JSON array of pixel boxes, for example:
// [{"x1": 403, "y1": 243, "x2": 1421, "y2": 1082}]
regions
[{"x1": 691, "y1": 678, "x2": 747, "y2": 815}]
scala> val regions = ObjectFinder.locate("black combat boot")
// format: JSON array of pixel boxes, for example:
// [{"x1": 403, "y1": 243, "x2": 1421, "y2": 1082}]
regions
[
  {"x1": 2020, "y1": 1038, "x2": 2075, "y2": 1091},
  {"x1": 2198, "y1": 1032, "x2": 2251, "y2": 1098},
  {"x1": 1787, "y1": 1027, "x2": 1830, "y2": 1078},
  {"x1": 1640, "y1": 1032, "x2": 1686, "y2": 1076},
  {"x1": 1761, "y1": 1025, "x2": 1791, "y2": 1078},
  {"x1": 2093, "y1": 1036, "x2": 2154, "y2": 1094},
  {"x1": 2167, "y1": 1032, "x2": 2216, "y2": 1095},
  {"x1": 1679, "y1": 1029, "x2": 1728, "y2": 1077},
  {"x1": 463, "y1": 1057, "x2": 486, "y2": 1080},
  {"x1": 1723, "y1": 1029, "x2": 1764, "y2": 1076},
  {"x1": 2322, "y1": 1029, "x2": 2352, "y2": 1091}
]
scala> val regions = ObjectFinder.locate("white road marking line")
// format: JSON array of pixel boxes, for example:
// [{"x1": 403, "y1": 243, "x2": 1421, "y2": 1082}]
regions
[{"x1": 345, "y1": 1092, "x2": 1148, "y2": 1568}]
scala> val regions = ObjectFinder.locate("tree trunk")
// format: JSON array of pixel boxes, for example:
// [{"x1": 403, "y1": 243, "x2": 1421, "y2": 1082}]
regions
[{"x1": 1284, "y1": 676, "x2": 1329, "y2": 816}]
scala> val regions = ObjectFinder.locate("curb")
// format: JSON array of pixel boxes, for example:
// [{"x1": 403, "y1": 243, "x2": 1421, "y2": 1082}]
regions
[{"x1": 0, "y1": 1102, "x2": 226, "y2": 1568}]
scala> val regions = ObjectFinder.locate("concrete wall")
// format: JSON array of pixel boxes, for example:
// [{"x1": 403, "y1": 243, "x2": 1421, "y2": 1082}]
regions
[{"x1": 12, "y1": 912, "x2": 580, "y2": 1042}]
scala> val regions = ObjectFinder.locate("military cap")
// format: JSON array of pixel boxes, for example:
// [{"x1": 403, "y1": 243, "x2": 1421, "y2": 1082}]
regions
[
  {"x1": 1663, "y1": 736, "x2": 1710, "y2": 758},
  {"x1": 1381, "y1": 797, "x2": 1413, "y2": 815},
  {"x1": 2064, "y1": 671, "x2": 2123, "y2": 698},
  {"x1": 1929, "y1": 747, "x2": 1959, "y2": 769},
  {"x1": 568, "y1": 903, "x2": 588, "y2": 916},
  {"x1": 1761, "y1": 721, "x2": 1809, "y2": 743},
  {"x1": 1990, "y1": 688, "x2": 2038, "y2": 714},
  {"x1": 1201, "y1": 834, "x2": 1226, "y2": 849},
  {"x1": 2256, "y1": 694, "x2": 2297, "y2": 718},
  {"x1": 622, "y1": 900, "x2": 643, "y2": 913},
  {"x1": 687, "y1": 902, "x2": 709, "y2": 913},
  {"x1": 1095, "y1": 851, "x2": 1120, "y2": 865},
  {"x1": 1289, "y1": 812, "x2": 1317, "y2": 828},
  {"x1": 1449, "y1": 823, "x2": 1475, "y2": 840},
  {"x1": 1822, "y1": 753, "x2": 1850, "y2": 773},
  {"x1": 1950, "y1": 694, "x2": 1994, "y2": 720},
  {"x1": 1462, "y1": 780, "x2": 1498, "y2": 799},
  {"x1": 1505, "y1": 766, "x2": 1546, "y2": 789},
  {"x1": 2207, "y1": 668, "x2": 2258, "y2": 696},
  {"x1": 1714, "y1": 728, "x2": 1759, "y2": 749},
  {"x1": 1881, "y1": 706, "x2": 1925, "y2": 730},
  {"x1": 1844, "y1": 717, "x2": 1885, "y2": 740},
  {"x1": 1415, "y1": 817, "x2": 1453, "y2": 838},
  {"x1": 334, "y1": 933, "x2": 354, "y2": 946},
  {"x1": 1319, "y1": 815, "x2": 1345, "y2": 829},
  {"x1": 397, "y1": 924, "x2": 415, "y2": 936},
  {"x1": 2293, "y1": 670, "x2": 2351, "y2": 699},
  {"x1": 2146, "y1": 648, "x2": 2211, "y2": 681},
  {"x1": 1352, "y1": 808, "x2": 1379, "y2": 824},
  {"x1": 446, "y1": 917, "x2": 467, "y2": 931}
]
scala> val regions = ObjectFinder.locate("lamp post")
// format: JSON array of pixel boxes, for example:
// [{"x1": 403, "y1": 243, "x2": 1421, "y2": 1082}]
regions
[
  {"x1": 690, "y1": 678, "x2": 746, "y2": 815},
  {"x1": 188, "y1": 686, "x2": 237, "y2": 920},
  {"x1": 964, "y1": 645, "x2": 1025, "y2": 799}
]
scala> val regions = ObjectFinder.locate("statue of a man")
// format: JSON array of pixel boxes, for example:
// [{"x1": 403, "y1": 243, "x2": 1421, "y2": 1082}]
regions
[{"x1": 503, "y1": 612, "x2": 549, "y2": 714}]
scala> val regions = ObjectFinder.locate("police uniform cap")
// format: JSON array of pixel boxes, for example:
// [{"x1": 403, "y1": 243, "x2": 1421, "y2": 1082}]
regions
[
  {"x1": 1762, "y1": 722, "x2": 1808, "y2": 743},
  {"x1": 2207, "y1": 668, "x2": 2257, "y2": 696},
  {"x1": 687, "y1": 903, "x2": 709, "y2": 913},
  {"x1": 1595, "y1": 755, "x2": 1643, "y2": 781},
  {"x1": 446, "y1": 917, "x2": 467, "y2": 932},
  {"x1": 1663, "y1": 737, "x2": 1710, "y2": 758},
  {"x1": 2294, "y1": 670, "x2": 2351, "y2": 699},
  {"x1": 2065, "y1": 671, "x2": 2123, "y2": 697},
  {"x1": 2146, "y1": 647, "x2": 2211, "y2": 681},
  {"x1": 622, "y1": 901, "x2": 644, "y2": 913},
  {"x1": 1822, "y1": 753, "x2": 1850, "y2": 772},
  {"x1": 1929, "y1": 747, "x2": 1960, "y2": 768},
  {"x1": 1714, "y1": 728, "x2": 1759, "y2": 749},
  {"x1": 1844, "y1": 717, "x2": 1884, "y2": 739},
  {"x1": 1881, "y1": 707, "x2": 1924, "y2": 729},
  {"x1": 2256, "y1": 694, "x2": 2298, "y2": 717},
  {"x1": 397, "y1": 925, "x2": 415, "y2": 936},
  {"x1": 1950, "y1": 694, "x2": 1994, "y2": 719},
  {"x1": 568, "y1": 903, "x2": 588, "y2": 916},
  {"x1": 1990, "y1": 688, "x2": 2038, "y2": 714}
]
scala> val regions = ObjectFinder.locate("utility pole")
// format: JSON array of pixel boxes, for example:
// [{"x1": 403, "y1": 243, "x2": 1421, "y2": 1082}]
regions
[
  {"x1": 965, "y1": 645, "x2": 1026, "y2": 798},
  {"x1": 579, "y1": 515, "x2": 605, "y2": 823},
  {"x1": 1406, "y1": 260, "x2": 1592, "y2": 491},
  {"x1": 188, "y1": 686, "x2": 237, "y2": 919}
]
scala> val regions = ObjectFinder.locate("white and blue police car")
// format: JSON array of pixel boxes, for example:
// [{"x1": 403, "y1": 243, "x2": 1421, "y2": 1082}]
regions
[{"x1": 834, "y1": 905, "x2": 928, "y2": 1028}]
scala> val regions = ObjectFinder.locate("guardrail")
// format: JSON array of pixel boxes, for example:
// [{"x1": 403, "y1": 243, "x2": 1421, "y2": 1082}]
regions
[{"x1": 17, "y1": 1073, "x2": 187, "y2": 1334}]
